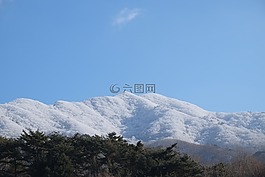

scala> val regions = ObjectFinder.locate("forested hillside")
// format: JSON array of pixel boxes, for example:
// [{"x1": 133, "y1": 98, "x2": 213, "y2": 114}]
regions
[{"x1": 0, "y1": 131, "x2": 264, "y2": 177}]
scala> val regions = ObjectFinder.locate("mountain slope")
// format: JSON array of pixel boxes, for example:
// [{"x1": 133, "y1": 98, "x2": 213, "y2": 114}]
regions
[{"x1": 0, "y1": 92, "x2": 265, "y2": 150}]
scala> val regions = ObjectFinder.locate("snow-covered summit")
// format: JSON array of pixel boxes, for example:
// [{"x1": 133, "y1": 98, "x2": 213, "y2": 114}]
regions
[{"x1": 0, "y1": 92, "x2": 265, "y2": 150}]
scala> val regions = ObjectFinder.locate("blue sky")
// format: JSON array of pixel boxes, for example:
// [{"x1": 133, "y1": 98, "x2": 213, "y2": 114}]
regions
[{"x1": 0, "y1": 0, "x2": 264, "y2": 112}]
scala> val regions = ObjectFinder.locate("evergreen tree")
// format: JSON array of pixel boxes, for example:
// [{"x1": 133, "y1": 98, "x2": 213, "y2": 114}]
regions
[
  {"x1": 0, "y1": 130, "x2": 207, "y2": 177},
  {"x1": 0, "y1": 138, "x2": 25, "y2": 177},
  {"x1": 20, "y1": 130, "x2": 49, "y2": 177},
  {"x1": 45, "y1": 133, "x2": 73, "y2": 177}
]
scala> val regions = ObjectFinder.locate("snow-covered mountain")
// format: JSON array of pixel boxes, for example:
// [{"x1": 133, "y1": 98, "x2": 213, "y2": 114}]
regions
[{"x1": 0, "y1": 92, "x2": 265, "y2": 150}]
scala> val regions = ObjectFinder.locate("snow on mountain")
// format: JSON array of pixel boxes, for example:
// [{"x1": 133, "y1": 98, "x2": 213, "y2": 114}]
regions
[{"x1": 0, "y1": 92, "x2": 265, "y2": 150}]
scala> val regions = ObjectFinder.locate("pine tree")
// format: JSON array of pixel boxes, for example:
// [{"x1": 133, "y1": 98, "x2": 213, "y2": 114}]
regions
[
  {"x1": 0, "y1": 138, "x2": 25, "y2": 177},
  {"x1": 20, "y1": 130, "x2": 49, "y2": 177},
  {"x1": 45, "y1": 133, "x2": 73, "y2": 177},
  {"x1": 0, "y1": 131, "x2": 206, "y2": 177}
]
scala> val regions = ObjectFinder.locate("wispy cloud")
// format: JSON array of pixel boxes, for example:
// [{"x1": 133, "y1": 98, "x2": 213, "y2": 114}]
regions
[{"x1": 113, "y1": 8, "x2": 141, "y2": 26}]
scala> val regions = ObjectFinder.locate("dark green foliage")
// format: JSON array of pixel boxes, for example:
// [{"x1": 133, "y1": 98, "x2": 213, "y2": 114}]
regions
[
  {"x1": 45, "y1": 133, "x2": 73, "y2": 177},
  {"x1": 0, "y1": 137, "x2": 25, "y2": 177},
  {"x1": 203, "y1": 163, "x2": 227, "y2": 177},
  {"x1": 143, "y1": 143, "x2": 203, "y2": 177},
  {"x1": 20, "y1": 130, "x2": 49, "y2": 177},
  {"x1": 0, "y1": 131, "x2": 204, "y2": 177},
  {"x1": 1, "y1": 131, "x2": 265, "y2": 177}
]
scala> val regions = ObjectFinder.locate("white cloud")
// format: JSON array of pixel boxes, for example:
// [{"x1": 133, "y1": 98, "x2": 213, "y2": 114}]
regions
[{"x1": 113, "y1": 8, "x2": 141, "y2": 26}]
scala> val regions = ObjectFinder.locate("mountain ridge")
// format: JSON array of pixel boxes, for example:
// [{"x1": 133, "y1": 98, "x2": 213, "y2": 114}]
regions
[{"x1": 0, "y1": 92, "x2": 264, "y2": 150}]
